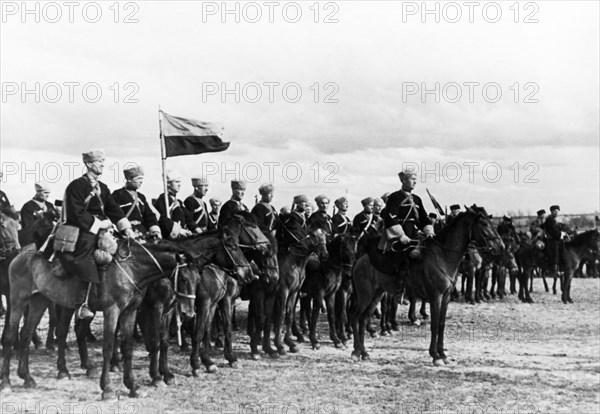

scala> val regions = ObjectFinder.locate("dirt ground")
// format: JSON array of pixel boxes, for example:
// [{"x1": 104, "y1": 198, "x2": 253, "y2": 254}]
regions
[{"x1": 0, "y1": 278, "x2": 598, "y2": 414}]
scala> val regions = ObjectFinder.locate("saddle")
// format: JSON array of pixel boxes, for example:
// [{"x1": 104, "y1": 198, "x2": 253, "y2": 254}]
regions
[{"x1": 367, "y1": 238, "x2": 405, "y2": 275}]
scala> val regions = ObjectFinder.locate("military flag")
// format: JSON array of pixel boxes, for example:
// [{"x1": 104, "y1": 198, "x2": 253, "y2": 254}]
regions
[
  {"x1": 426, "y1": 189, "x2": 445, "y2": 216},
  {"x1": 160, "y1": 112, "x2": 229, "y2": 157}
]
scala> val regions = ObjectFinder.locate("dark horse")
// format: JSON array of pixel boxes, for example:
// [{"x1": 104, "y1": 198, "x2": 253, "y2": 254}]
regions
[
  {"x1": 0, "y1": 208, "x2": 21, "y2": 348},
  {"x1": 300, "y1": 233, "x2": 357, "y2": 350},
  {"x1": 351, "y1": 206, "x2": 504, "y2": 365},
  {"x1": 516, "y1": 229, "x2": 599, "y2": 304},
  {"x1": 0, "y1": 234, "x2": 246, "y2": 399},
  {"x1": 270, "y1": 217, "x2": 328, "y2": 356}
]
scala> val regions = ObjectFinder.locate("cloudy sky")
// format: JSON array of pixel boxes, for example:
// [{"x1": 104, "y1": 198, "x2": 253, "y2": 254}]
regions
[{"x1": 1, "y1": 1, "x2": 598, "y2": 217}]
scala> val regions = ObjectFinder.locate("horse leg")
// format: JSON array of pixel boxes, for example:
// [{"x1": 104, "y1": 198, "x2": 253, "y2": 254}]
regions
[
  {"x1": 335, "y1": 288, "x2": 348, "y2": 344},
  {"x1": 298, "y1": 294, "x2": 310, "y2": 337},
  {"x1": 326, "y1": 293, "x2": 342, "y2": 348},
  {"x1": 498, "y1": 267, "x2": 506, "y2": 299},
  {"x1": 191, "y1": 300, "x2": 210, "y2": 376},
  {"x1": 408, "y1": 297, "x2": 418, "y2": 326},
  {"x1": 200, "y1": 306, "x2": 218, "y2": 373},
  {"x1": 380, "y1": 294, "x2": 388, "y2": 336},
  {"x1": 75, "y1": 316, "x2": 96, "y2": 376},
  {"x1": 55, "y1": 305, "x2": 74, "y2": 379},
  {"x1": 465, "y1": 269, "x2": 474, "y2": 304},
  {"x1": 474, "y1": 269, "x2": 482, "y2": 303},
  {"x1": 138, "y1": 302, "x2": 162, "y2": 387},
  {"x1": 218, "y1": 295, "x2": 238, "y2": 368},
  {"x1": 429, "y1": 293, "x2": 443, "y2": 366},
  {"x1": 308, "y1": 289, "x2": 322, "y2": 349},
  {"x1": 420, "y1": 300, "x2": 428, "y2": 320},
  {"x1": 273, "y1": 288, "x2": 287, "y2": 355},
  {"x1": 248, "y1": 290, "x2": 261, "y2": 358},
  {"x1": 360, "y1": 289, "x2": 385, "y2": 360},
  {"x1": 489, "y1": 266, "x2": 497, "y2": 299},
  {"x1": 46, "y1": 303, "x2": 57, "y2": 350},
  {"x1": 284, "y1": 291, "x2": 300, "y2": 353},
  {"x1": 482, "y1": 268, "x2": 491, "y2": 300},
  {"x1": 159, "y1": 309, "x2": 175, "y2": 385},
  {"x1": 100, "y1": 304, "x2": 119, "y2": 400},
  {"x1": 119, "y1": 309, "x2": 141, "y2": 398},
  {"x1": 437, "y1": 290, "x2": 453, "y2": 365},
  {"x1": 523, "y1": 268, "x2": 534, "y2": 303},
  {"x1": 262, "y1": 287, "x2": 278, "y2": 358},
  {"x1": 509, "y1": 268, "x2": 517, "y2": 294},
  {"x1": 17, "y1": 293, "x2": 49, "y2": 388},
  {"x1": 551, "y1": 265, "x2": 559, "y2": 295}
]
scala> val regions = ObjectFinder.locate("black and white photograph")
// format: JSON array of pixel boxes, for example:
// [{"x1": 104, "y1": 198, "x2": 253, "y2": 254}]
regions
[{"x1": 0, "y1": 1, "x2": 599, "y2": 413}]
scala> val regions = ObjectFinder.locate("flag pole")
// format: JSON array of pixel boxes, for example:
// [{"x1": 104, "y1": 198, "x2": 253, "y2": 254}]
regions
[{"x1": 158, "y1": 107, "x2": 170, "y2": 218}]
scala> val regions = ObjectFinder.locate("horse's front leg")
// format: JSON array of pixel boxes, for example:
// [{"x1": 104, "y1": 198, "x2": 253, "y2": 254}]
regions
[
  {"x1": 17, "y1": 293, "x2": 49, "y2": 388},
  {"x1": 284, "y1": 291, "x2": 300, "y2": 353},
  {"x1": 262, "y1": 287, "x2": 278, "y2": 358},
  {"x1": 159, "y1": 308, "x2": 175, "y2": 384},
  {"x1": 219, "y1": 294, "x2": 238, "y2": 368},
  {"x1": 325, "y1": 293, "x2": 343, "y2": 348},
  {"x1": 429, "y1": 294, "x2": 443, "y2": 366},
  {"x1": 200, "y1": 306, "x2": 218, "y2": 373},
  {"x1": 408, "y1": 297, "x2": 418, "y2": 326},
  {"x1": 138, "y1": 301, "x2": 162, "y2": 387},
  {"x1": 100, "y1": 304, "x2": 119, "y2": 400},
  {"x1": 0, "y1": 294, "x2": 24, "y2": 391},
  {"x1": 119, "y1": 308, "x2": 142, "y2": 398},
  {"x1": 75, "y1": 315, "x2": 97, "y2": 377},
  {"x1": 191, "y1": 300, "x2": 210, "y2": 376},
  {"x1": 436, "y1": 291, "x2": 452, "y2": 365},
  {"x1": 309, "y1": 289, "x2": 323, "y2": 349},
  {"x1": 273, "y1": 288, "x2": 287, "y2": 355},
  {"x1": 55, "y1": 305, "x2": 74, "y2": 379},
  {"x1": 46, "y1": 303, "x2": 57, "y2": 350}
]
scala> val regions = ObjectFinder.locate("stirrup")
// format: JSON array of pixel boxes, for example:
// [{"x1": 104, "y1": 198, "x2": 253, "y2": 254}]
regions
[{"x1": 76, "y1": 304, "x2": 94, "y2": 320}]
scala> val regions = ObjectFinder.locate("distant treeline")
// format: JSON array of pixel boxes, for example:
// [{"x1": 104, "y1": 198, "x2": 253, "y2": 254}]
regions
[{"x1": 491, "y1": 214, "x2": 600, "y2": 233}]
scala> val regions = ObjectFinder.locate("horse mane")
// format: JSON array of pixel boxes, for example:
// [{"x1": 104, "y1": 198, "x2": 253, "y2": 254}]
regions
[
  {"x1": 566, "y1": 229, "x2": 600, "y2": 249},
  {"x1": 134, "y1": 239, "x2": 197, "y2": 260},
  {"x1": 433, "y1": 204, "x2": 488, "y2": 244}
]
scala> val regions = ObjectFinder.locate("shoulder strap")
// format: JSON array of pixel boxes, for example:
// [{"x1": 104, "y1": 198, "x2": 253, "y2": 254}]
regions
[{"x1": 124, "y1": 191, "x2": 139, "y2": 219}]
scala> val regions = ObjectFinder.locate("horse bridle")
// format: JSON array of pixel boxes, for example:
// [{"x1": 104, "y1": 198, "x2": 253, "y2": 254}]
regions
[
  {"x1": 220, "y1": 237, "x2": 253, "y2": 277},
  {"x1": 234, "y1": 217, "x2": 270, "y2": 250}
]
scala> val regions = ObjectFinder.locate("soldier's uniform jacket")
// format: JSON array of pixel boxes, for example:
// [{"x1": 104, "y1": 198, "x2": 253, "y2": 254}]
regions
[
  {"x1": 0, "y1": 190, "x2": 10, "y2": 210},
  {"x1": 207, "y1": 212, "x2": 218, "y2": 231},
  {"x1": 497, "y1": 222, "x2": 518, "y2": 240},
  {"x1": 332, "y1": 213, "x2": 352, "y2": 236},
  {"x1": 251, "y1": 202, "x2": 279, "y2": 235},
  {"x1": 308, "y1": 211, "x2": 333, "y2": 237},
  {"x1": 218, "y1": 199, "x2": 249, "y2": 227},
  {"x1": 543, "y1": 215, "x2": 564, "y2": 266},
  {"x1": 353, "y1": 211, "x2": 376, "y2": 238},
  {"x1": 383, "y1": 189, "x2": 430, "y2": 238},
  {"x1": 184, "y1": 195, "x2": 209, "y2": 232},
  {"x1": 529, "y1": 218, "x2": 545, "y2": 237},
  {"x1": 63, "y1": 174, "x2": 126, "y2": 283},
  {"x1": 112, "y1": 187, "x2": 158, "y2": 234},
  {"x1": 65, "y1": 175, "x2": 125, "y2": 233},
  {"x1": 285, "y1": 210, "x2": 307, "y2": 229},
  {"x1": 154, "y1": 192, "x2": 196, "y2": 239},
  {"x1": 19, "y1": 198, "x2": 60, "y2": 245},
  {"x1": 543, "y1": 216, "x2": 561, "y2": 240}
]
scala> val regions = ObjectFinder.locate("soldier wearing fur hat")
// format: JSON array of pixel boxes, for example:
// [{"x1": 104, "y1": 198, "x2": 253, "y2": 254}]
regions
[
  {"x1": 184, "y1": 176, "x2": 210, "y2": 234},
  {"x1": 251, "y1": 183, "x2": 279, "y2": 235},
  {"x1": 112, "y1": 166, "x2": 161, "y2": 238},
  {"x1": 544, "y1": 205, "x2": 566, "y2": 272},
  {"x1": 0, "y1": 171, "x2": 11, "y2": 210},
  {"x1": 207, "y1": 198, "x2": 221, "y2": 231},
  {"x1": 445, "y1": 204, "x2": 461, "y2": 226},
  {"x1": 19, "y1": 181, "x2": 61, "y2": 246},
  {"x1": 382, "y1": 169, "x2": 434, "y2": 247},
  {"x1": 332, "y1": 197, "x2": 352, "y2": 236},
  {"x1": 218, "y1": 180, "x2": 249, "y2": 227},
  {"x1": 154, "y1": 170, "x2": 195, "y2": 240},
  {"x1": 286, "y1": 194, "x2": 309, "y2": 228},
  {"x1": 64, "y1": 149, "x2": 136, "y2": 319},
  {"x1": 497, "y1": 215, "x2": 518, "y2": 241},
  {"x1": 353, "y1": 197, "x2": 376, "y2": 240},
  {"x1": 308, "y1": 195, "x2": 333, "y2": 238},
  {"x1": 530, "y1": 209, "x2": 546, "y2": 239}
]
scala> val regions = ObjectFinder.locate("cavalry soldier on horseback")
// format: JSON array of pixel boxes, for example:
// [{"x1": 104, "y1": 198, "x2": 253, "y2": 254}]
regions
[
  {"x1": 184, "y1": 176, "x2": 210, "y2": 234},
  {"x1": 64, "y1": 150, "x2": 136, "y2": 319},
  {"x1": 308, "y1": 195, "x2": 333, "y2": 239},
  {"x1": 530, "y1": 209, "x2": 546, "y2": 239},
  {"x1": 207, "y1": 198, "x2": 221, "y2": 231},
  {"x1": 353, "y1": 197, "x2": 376, "y2": 241},
  {"x1": 0, "y1": 171, "x2": 11, "y2": 210},
  {"x1": 332, "y1": 197, "x2": 352, "y2": 236},
  {"x1": 381, "y1": 169, "x2": 434, "y2": 250},
  {"x1": 112, "y1": 166, "x2": 161, "y2": 239},
  {"x1": 218, "y1": 180, "x2": 249, "y2": 227},
  {"x1": 497, "y1": 215, "x2": 518, "y2": 241},
  {"x1": 543, "y1": 205, "x2": 567, "y2": 280},
  {"x1": 287, "y1": 195, "x2": 309, "y2": 228},
  {"x1": 20, "y1": 182, "x2": 61, "y2": 246},
  {"x1": 429, "y1": 212, "x2": 445, "y2": 235},
  {"x1": 445, "y1": 204, "x2": 461, "y2": 226},
  {"x1": 251, "y1": 183, "x2": 279, "y2": 235},
  {"x1": 155, "y1": 170, "x2": 195, "y2": 240}
]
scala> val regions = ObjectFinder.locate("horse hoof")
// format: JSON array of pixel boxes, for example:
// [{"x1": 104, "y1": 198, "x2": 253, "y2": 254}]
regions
[
  {"x1": 288, "y1": 345, "x2": 299, "y2": 354},
  {"x1": 206, "y1": 364, "x2": 218, "y2": 374},
  {"x1": 361, "y1": 353, "x2": 370, "y2": 361},
  {"x1": 380, "y1": 331, "x2": 388, "y2": 337},
  {"x1": 214, "y1": 339, "x2": 224, "y2": 349},
  {"x1": 295, "y1": 335, "x2": 305, "y2": 343},
  {"x1": 151, "y1": 380, "x2": 166, "y2": 389},
  {"x1": 443, "y1": 358, "x2": 451, "y2": 365},
  {"x1": 277, "y1": 348, "x2": 287, "y2": 356},
  {"x1": 351, "y1": 352, "x2": 361, "y2": 361},
  {"x1": 0, "y1": 381, "x2": 11, "y2": 393},
  {"x1": 86, "y1": 366, "x2": 98, "y2": 378},
  {"x1": 23, "y1": 378, "x2": 37, "y2": 388},
  {"x1": 411, "y1": 320, "x2": 421, "y2": 327},
  {"x1": 369, "y1": 332, "x2": 379, "y2": 339},
  {"x1": 334, "y1": 342, "x2": 344, "y2": 349},
  {"x1": 102, "y1": 389, "x2": 117, "y2": 401},
  {"x1": 130, "y1": 388, "x2": 148, "y2": 398},
  {"x1": 229, "y1": 361, "x2": 239, "y2": 369},
  {"x1": 433, "y1": 359, "x2": 445, "y2": 367},
  {"x1": 312, "y1": 343, "x2": 320, "y2": 350},
  {"x1": 269, "y1": 351, "x2": 280, "y2": 359},
  {"x1": 57, "y1": 371, "x2": 71, "y2": 380},
  {"x1": 568, "y1": 299, "x2": 573, "y2": 304},
  {"x1": 164, "y1": 376, "x2": 175, "y2": 386},
  {"x1": 192, "y1": 369, "x2": 202, "y2": 377},
  {"x1": 251, "y1": 353, "x2": 261, "y2": 360}
]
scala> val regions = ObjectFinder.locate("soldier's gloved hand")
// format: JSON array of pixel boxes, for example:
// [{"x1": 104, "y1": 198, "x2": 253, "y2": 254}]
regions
[
  {"x1": 194, "y1": 228, "x2": 204, "y2": 234},
  {"x1": 560, "y1": 231, "x2": 567, "y2": 240},
  {"x1": 399, "y1": 235, "x2": 411, "y2": 244},
  {"x1": 123, "y1": 228, "x2": 137, "y2": 239},
  {"x1": 179, "y1": 228, "x2": 192, "y2": 238},
  {"x1": 100, "y1": 219, "x2": 113, "y2": 230}
]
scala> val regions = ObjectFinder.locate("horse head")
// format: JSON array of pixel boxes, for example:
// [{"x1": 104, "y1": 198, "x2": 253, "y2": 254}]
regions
[
  {"x1": 306, "y1": 226, "x2": 329, "y2": 261},
  {"x1": 172, "y1": 253, "x2": 201, "y2": 320},
  {"x1": 226, "y1": 211, "x2": 271, "y2": 256},
  {"x1": 329, "y1": 233, "x2": 357, "y2": 273},
  {"x1": 465, "y1": 204, "x2": 504, "y2": 257},
  {"x1": 220, "y1": 232, "x2": 256, "y2": 285}
]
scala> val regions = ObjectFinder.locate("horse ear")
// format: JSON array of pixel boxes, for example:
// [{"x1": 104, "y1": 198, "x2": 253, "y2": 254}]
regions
[{"x1": 464, "y1": 205, "x2": 473, "y2": 213}]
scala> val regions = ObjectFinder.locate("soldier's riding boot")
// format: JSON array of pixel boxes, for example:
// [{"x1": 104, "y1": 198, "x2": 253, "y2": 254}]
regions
[{"x1": 77, "y1": 283, "x2": 94, "y2": 320}]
